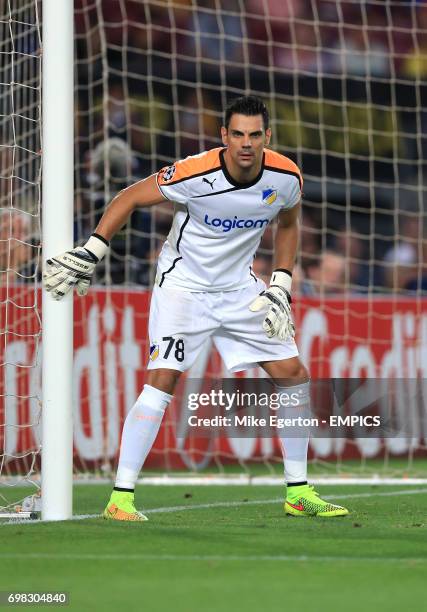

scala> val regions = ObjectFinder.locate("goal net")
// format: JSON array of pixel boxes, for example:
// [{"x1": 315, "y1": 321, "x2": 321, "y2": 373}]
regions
[
  {"x1": 1, "y1": 0, "x2": 427, "y2": 514},
  {"x1": 0, "y1": 0, "x2": 42, "y2": 514}
]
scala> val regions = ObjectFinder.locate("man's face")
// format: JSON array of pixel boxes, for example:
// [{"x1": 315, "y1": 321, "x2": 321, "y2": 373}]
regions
[{"x1": 221, "y1": 114, "x2": 271, "y2": 171}]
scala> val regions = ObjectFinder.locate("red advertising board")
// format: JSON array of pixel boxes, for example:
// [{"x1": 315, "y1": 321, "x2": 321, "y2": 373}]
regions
[{"x1": 1, "y1": 287, "x2": 426, "y2": 470}]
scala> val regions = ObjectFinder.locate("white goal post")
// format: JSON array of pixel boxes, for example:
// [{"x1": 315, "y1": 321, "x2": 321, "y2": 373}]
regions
[{"x1": 41, "y1": 0, "x2": 74, "y2": 520}]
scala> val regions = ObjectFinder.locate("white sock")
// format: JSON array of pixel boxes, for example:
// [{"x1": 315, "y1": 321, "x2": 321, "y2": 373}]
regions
[
  {"x1": 277, "y1": 382, "x2": 310, "y2": 484},
  {"x1": 115, "y1": 384, "x2": 173, "y2": 489}
]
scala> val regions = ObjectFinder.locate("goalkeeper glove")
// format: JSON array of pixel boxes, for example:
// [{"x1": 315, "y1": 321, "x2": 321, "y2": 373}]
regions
[
  {"x1": 249, "y1": 269, "x2": 295, "y2": 341},
  {"x1": 43, "y1": 233, "x2": 109, "y2": 300}
]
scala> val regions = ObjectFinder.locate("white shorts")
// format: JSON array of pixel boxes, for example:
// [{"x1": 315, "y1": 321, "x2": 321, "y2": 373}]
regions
[{"x1": 147, "y1": 280, "x2": 299, "y2": 373}]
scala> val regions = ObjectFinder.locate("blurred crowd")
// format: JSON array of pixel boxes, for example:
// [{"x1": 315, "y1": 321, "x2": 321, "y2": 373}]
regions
[
  {"x1": 74, "y1": 0, "x2": 427, "y2": 80},
  {"x1": 252, "y1": 208, "x2": 427, "y2": 294},
  {"x1": 4, "y1": 0, "x2": 427, "y2": 295}
]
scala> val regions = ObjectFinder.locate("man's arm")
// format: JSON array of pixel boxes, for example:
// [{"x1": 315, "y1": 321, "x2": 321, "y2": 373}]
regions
[
  {"x1": 274, "y1": 202, "x2": 300, "y2": 272},
  {"x1": 249, "y1": 202, "x2": 301, "y2": 340},
  {"x1": 43, "y1": 174, "x2": 167, "y2": 300},
  {"x1": 94, "y1": 174, "x2": 167, "y2": 241}
]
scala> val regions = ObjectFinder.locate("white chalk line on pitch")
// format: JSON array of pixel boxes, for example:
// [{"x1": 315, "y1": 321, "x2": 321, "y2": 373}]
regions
[
  {"x1": 0, "y1": 552, "x2": 426, "y2": 564},
  {"x1": 65, "y1": 487, "x2": 427, "y2": 519},
  {"x1": 2, "y1": 487, "x2": 427, "y2": 525}
]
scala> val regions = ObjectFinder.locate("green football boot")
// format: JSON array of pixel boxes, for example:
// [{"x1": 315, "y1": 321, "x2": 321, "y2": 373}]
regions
[
  {"x1": 103, "y1": 490, "x2": 148, "y2": 522},
  {"x1": 285, "y1": 484, "x2": 349, "y2": 517}
]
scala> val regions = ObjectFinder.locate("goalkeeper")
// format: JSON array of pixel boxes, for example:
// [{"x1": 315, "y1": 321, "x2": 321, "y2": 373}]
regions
[{"x1": 44, "y1": 96, "x2": 348, "y2": 520}]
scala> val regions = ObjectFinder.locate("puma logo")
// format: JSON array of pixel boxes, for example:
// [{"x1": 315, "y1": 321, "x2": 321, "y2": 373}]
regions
[{"x1": 202, "y1": 177, "x2": 216, "y2": 190}]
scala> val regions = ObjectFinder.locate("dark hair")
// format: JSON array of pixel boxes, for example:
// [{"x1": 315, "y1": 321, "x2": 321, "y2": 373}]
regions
[{"x1": 224, "y1": 95, "x2": 270, "y2": 131}]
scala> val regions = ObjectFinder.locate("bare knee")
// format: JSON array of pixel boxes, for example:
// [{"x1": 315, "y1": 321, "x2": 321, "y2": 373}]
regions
[
  {"x1": 146, "y1": 368, "x2": 182, "y2": 395},
  {"x1": 260, "y1": 357, "x2": 309, "y2": 386}
]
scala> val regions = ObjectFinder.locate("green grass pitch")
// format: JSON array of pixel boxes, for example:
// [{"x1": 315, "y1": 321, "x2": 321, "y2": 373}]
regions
[{"x1": 1, "y1": 484, "x2": 426, "y2": 611}]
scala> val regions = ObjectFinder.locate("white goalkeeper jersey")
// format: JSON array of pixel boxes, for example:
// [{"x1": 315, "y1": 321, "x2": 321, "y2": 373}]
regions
[{"x1": 155, "y1": 147, "x2": 302, "y2": 292}]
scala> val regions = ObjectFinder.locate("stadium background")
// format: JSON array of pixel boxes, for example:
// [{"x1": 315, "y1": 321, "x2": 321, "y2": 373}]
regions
[
  {"x1": 73, "y1": 0, "x2": 427, "y2": 294},
  {"x1": 1, "y1": 0, "x2": 427, "y2": 482}
]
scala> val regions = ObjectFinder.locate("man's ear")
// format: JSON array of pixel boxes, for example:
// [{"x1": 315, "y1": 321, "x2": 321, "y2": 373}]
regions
[
  {"x1": 221, "y1": 126, "x2": 228, "y2": 146},
  {"x1": 265, "y1": 127, "x2": 272, "y2": 145}
]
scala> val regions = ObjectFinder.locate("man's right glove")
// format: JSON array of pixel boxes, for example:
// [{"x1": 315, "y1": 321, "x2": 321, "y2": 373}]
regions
[
  {"x1": 249, "y1": 269, "x2": 295, "y2": 341},
  {"x1": 43, "y1": 233, "x2": 109, "y2": 301}
]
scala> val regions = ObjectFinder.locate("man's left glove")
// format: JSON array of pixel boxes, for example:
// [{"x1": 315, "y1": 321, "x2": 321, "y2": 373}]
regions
[
  {"x1": 43, "y1": 234, "x2": 109, "y2": 300},
  {"x1": 249, "y1": 269, "x2": 295, "y2": 340}
]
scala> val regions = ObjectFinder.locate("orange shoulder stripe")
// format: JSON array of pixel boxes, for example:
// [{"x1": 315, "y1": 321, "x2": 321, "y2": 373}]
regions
[
  {"x1": 264, "y1": 149, "x2": 303, "y2": 188},
  {"x1": 157, "y1": 148, "x2": 222, "y2": 187}
]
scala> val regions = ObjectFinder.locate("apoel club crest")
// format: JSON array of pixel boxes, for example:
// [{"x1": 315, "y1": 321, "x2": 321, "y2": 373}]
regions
[
  {"x1": 149, "y1": 343, "x2": 160, "y2": 361},
  {"x1": 262, "y1": 188, "x2": 278, "y2": 205}
]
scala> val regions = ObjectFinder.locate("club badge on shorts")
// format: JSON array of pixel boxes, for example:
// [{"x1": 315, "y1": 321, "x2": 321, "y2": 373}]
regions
[
  {"x1": 149, "y1": 343, "x2": 160, "y2": 361},
  {"x1": 262, "y1": 188, "x2": 277, "y2": 205}
]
